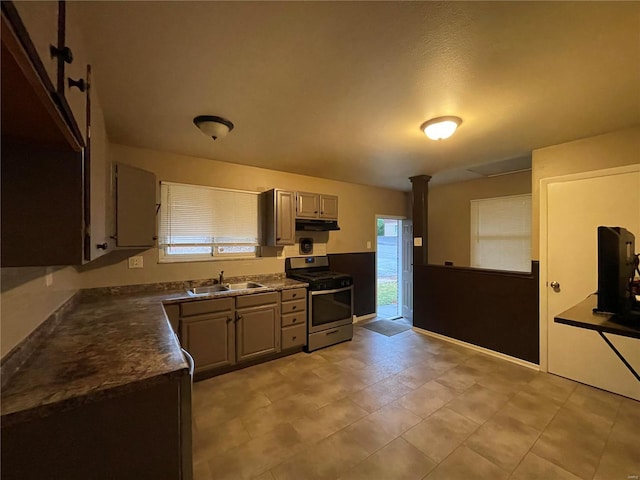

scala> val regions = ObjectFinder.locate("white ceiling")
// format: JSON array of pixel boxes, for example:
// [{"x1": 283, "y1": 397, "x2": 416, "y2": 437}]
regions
[{"x1": 75, "y1": 1, "x2": 640, "y2": 191}]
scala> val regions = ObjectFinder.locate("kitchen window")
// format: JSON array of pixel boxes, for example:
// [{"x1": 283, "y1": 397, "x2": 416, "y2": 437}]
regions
[
  {"x1": 158, "y1": 182, "x2": 260, "y2": 262},
  {"x1": 470, "y1": 194, "x2": 532, "y2": 272}
]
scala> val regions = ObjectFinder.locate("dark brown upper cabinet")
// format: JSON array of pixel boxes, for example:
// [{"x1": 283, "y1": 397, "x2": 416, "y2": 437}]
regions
[{"x1": 1, "y1": 1, "x2": 109, "y2": 266}]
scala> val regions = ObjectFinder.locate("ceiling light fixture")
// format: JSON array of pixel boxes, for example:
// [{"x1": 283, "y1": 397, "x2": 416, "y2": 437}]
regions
[
  {"x1": 193, "y1": 115, "x2": 234, "y2": 140},
  {"x1": 420, "y1": 116, "x2": 462, "y2": 140}
]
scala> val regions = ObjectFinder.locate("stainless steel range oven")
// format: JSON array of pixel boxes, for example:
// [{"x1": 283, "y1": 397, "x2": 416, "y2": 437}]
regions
[{"x1": 286, "y1": 256, "x2": 354, "y2": 351}]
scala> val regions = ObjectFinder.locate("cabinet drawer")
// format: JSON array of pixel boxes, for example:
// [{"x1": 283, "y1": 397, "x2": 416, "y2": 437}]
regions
[
  {"x1": 236, "y1": 292, "x2": 279, "y2": 309},
  {"x1": 281, "y1": 288, "x2": 306, "y2": 302},
  {"x1": 180, "y1": 297, "x2": 234, "y2": 317},
  {"x1": 281, "y1": 311, "x2": 306, "y2": 328},
  {"x1": 282, "y1": 324, "x2": 307, "y2": 349},
  {"x1": 281, "y1": 299, "x2": 306, "y2": 314}
]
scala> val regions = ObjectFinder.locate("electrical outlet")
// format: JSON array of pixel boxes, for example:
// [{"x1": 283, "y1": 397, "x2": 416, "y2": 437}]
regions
[
  {"x1": 128, "y1": 256, "x2": 144, "y2": 269},
  {"x1": 45, "y1": 272, "x2": 53, "y2": 287},
  {"x1": 366, "y1": 241, "x2": 372, "y2": 249}
]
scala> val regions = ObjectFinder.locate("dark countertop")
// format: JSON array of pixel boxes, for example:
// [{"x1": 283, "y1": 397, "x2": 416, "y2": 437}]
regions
[
  {"x1": 554, "y1": 294, "x2": 640, "y2": 339},
  {"x1": 0, "y1": 277, "x2": 308, "y2": 426}
]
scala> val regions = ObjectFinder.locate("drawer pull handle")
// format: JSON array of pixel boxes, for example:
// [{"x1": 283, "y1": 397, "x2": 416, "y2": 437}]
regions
[
  {"x1": 292, "y1": 318, "x2": 297, "y2": 323},
  {"x1": 292, "y1": 336, "x2": 297, "y2": 340},
  {"x1": 292, "y1": 293, "x2": 297, "y2": 297},
  {"x1": 292, "y1": 306, "x2": 297, "y2": 310},
  {"x1": 326, "y1": 330, "x2": 339, "y2": 335}
]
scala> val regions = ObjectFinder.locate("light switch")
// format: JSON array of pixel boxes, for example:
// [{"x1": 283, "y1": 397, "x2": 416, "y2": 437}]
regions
[
  {"x1": 413, "y1": 237, "x2": 423, "y2": 247},
  {"x1": 366, "y1": 241, "x2": 372, "y2": 249}
]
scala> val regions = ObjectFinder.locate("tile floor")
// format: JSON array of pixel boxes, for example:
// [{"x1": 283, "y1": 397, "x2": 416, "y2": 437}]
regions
[{"x1": 191, "y1": 320, "x2": 640, "y2": 480}]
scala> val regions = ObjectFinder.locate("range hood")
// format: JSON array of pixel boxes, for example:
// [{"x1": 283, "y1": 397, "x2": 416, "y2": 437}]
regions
[{"x1": 295, "y1": 219, "x2": 340, "y2": 231}]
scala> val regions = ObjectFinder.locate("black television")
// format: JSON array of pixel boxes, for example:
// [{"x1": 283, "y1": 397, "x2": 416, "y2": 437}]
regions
[{"x1": 596, "y1": 226, "x2": 639, "y2": 319}]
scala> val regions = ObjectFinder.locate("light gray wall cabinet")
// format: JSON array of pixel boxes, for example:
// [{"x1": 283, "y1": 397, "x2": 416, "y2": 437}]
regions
[
  {"x1": 262, "y1": 188, "x2": 296, "y2": 246},
  {"x1": 296, "y1": 192, "x2": 338, "y2": 220},
  {"x1": 114, "y1": 163, "x2": 156, "y2": 248}
]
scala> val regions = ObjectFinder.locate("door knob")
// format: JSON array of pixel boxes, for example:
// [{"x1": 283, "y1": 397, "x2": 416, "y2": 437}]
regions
[{"x1": 550, "y1": 281, "x2": 560, "y2": 292}]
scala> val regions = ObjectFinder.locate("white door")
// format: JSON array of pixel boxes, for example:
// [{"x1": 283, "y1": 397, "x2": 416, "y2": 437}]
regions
[
  {"x1": 402, "y1": 221, "x2": 413, "y2": 321},
  {"x1": 546, "y1": 168, "x2": 640, "y2": 400}
]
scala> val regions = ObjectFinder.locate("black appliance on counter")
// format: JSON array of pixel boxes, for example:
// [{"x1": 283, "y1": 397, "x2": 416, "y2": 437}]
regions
[{"x1": 285, "y1": 256, "x2": 354, "y2": 351}]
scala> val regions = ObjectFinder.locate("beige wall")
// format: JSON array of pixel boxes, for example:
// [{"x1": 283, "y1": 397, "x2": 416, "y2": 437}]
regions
[
  {"x1": 428, "y1": 171, "x2": 532, "y2": 267},
  {"x1": 0, "y1": 267, "x2": 79, "y2": 358},
  {"x1": 77, "y1": 143, "x2": 409, "y2": 288},
  {"x1": 531, "y1": 126, "x2": 640, "y2": 259}
]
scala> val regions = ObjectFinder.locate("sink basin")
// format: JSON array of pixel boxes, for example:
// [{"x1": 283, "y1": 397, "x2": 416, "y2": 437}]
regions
[
  {"x1": 226, "y1": 282, "x2": 266, "y2": 290},
  {"x1": 187, "y1": 285, "x2": 229, "y2": 296},
  {"x1": 186, "y1": 282, "x2": 266, "y2": 296}
]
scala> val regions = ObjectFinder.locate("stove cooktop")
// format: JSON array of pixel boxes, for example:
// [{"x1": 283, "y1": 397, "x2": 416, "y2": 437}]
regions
[
  {"x1": 286, "y1": 256, "x2": 353, "y2": 290},
  {"x1": 288, "y1": 271, "x2": 353, "y2": 290}
]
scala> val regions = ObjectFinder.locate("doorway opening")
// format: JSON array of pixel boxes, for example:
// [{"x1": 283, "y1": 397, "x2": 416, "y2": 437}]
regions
[{"x1": 376, "y1": 216, "x2": 412, "y2": 322}]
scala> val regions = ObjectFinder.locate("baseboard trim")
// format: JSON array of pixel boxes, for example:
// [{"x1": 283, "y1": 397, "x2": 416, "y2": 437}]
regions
[
  {"x1": 353, "y1": 313, "x2": 375, "y2": 324},
  {"x1": 412, "y1": 326, "x2": 540, "y2": 371}
]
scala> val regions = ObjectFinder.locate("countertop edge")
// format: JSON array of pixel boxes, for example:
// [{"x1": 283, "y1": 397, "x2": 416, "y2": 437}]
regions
[{"x1": 1, "y1": 369, "x2": 188, "y2": 427}]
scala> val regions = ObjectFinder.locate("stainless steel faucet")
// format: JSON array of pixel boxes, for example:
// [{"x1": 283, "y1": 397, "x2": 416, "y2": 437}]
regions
[{"x1": 218, "y1": 270, "x2": 224, "y2": 285}]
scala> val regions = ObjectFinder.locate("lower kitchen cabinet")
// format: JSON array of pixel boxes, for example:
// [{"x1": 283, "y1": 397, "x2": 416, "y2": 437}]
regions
[
  {"x1": 178, "y1": 292, "x2": 282, "y2": 376},
  {"x1": 236, "y1": 300, "x2": 280, "y2": 362},
  {"x1": 1, "y1": 376, "x2": 190, "y2": 480},
  {"x1": 181, "y1": 312, "x2": 235, "y2": 372},
  {"x1": 281, "y1": 288, "x2": 307, "y2": 350},
  {"x1": 180, "y1": 298, "x2": 235, "y2": 373}
]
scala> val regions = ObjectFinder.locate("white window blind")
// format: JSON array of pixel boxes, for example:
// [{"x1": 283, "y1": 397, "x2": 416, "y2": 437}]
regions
[
  {"x1": 470, "y1": 194, "x2": 532, "y2": 272},
  {"x1": 158, "y1": 182, "x2": 259, "y2": 261}
]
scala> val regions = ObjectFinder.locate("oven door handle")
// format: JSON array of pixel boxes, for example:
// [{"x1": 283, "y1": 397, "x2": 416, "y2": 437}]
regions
[{"x1": 310, "y1": 285, "x2": 353, "y2": 296}]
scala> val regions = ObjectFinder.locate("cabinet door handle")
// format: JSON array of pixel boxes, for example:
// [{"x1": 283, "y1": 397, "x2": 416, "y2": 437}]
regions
[
  {"x1": 50, "y1": 45, "x2": 73, "y2": 64},
  {"x1": 96, "y1": 242, "x2": 108, "y2": 250},
  {"x1": 276, "y1": 237, "x2": 281, "y2": 241},
  {"x1": 68, "y1": 77, "x2": 86, "y2": 92}
]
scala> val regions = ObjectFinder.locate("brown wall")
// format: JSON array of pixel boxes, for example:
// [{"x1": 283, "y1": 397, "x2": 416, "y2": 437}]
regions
[
  {"x1": 328, "y1": 252, "x2": 375, "y2": 317},
  {"x1": 428, "y1": 171, "x2": 532, "y2": 266},
  {"x1": 414, "y1": 262, "x2": 540, "y2": 363}
]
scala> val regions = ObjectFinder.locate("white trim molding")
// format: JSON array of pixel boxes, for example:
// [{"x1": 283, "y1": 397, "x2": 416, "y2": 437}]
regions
[
  {"x1": 353, "y1": 313, "x2": 376, "y2": 324},
  {"x1": 413, "y1": 326, "x2": 540, "y2": 371}
]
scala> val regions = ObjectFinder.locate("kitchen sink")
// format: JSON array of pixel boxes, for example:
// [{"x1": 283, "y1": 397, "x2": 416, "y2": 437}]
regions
[
  {"x1": 226, "y1": 282, "x2": 266, "y2": 290},
  {"x1": 187, "y1": 285, "x2": 229, "y2": 296},
  {"x1": 186, "y1": 282, "x2": 266, "y2": 296}
]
